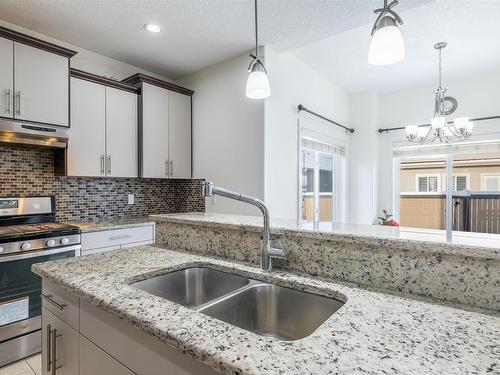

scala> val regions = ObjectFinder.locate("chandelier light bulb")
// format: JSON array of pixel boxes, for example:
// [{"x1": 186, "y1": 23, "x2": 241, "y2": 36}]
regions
[{"x1": 431, "y1": 117, "x2": 446, "y2": 129}]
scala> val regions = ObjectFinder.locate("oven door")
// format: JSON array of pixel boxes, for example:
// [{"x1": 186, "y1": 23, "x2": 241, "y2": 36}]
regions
[{"x1": 0, "y1": 246, "x2": 79, "y2": 341}]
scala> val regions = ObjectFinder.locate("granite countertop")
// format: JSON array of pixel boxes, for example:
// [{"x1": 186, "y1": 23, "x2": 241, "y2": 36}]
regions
[
  {"x1": 32, "y1": 246, "x2": 499, "y2": 375},
  {"x1": 67, "y1": 217, "x2": 155, "y2": 233},
  {"x1": 152, "y1": 213, "x2": 500, "y2": 260}
]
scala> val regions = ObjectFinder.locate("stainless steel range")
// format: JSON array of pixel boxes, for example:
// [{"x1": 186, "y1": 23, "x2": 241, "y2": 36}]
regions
[{"x1": 0, "y1": 197, "x2": 81, "y2": 367}]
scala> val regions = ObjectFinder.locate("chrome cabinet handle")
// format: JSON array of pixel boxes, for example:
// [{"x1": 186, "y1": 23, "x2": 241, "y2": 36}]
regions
[
  {"x1": 5, "y1": 89, "x2": 10, "y2": 114},
  {"x1": 170, "y1": 160, "x2": 173, "y2": 177},
  {"x1": 165, "y1": 160, "x2": 169, "y2": 177},
  {"x1": 106, "y1": 155, "x2": 111, "y2": 175},
  {"x1": 15, "y1": 91, "x2": 20, "y2": 116},
  {"x1": 42, "y1": 294, "x2": 67, "y2": 310},
  {"x1": 100, "y1": 155, "x2": 105, "y2": 175},
  {"x1": 46, "y1": 324, "x2": 52, "y2": 372},
  {"x1": 51, "y1": 328, "x2": 62, "y2": 375}
]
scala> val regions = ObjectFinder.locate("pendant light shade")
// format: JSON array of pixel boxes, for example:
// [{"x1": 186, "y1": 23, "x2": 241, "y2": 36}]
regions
[
  {"x1": 368, "y1": 1, "x2": 405, "y2": 66},
  {"x1": 246, "y1": 62, "x2": 271, "y2": 99},
  {"x1": 246, "y1": 0, "x2": 270, "y2": 99},
  {"x1": 368, "y1": 18, "x2": 405, "y2": 65}
]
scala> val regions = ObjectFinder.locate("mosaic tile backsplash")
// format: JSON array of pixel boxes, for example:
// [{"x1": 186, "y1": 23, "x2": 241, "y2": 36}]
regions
[{"x1": 0, "y1": 145, "x2": 205, "y2": 222}]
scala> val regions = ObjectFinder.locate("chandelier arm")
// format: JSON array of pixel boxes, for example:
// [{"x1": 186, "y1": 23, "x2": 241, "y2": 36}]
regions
[{"x1": 446, "y1": 126, "x2": 470, "y2": 141}]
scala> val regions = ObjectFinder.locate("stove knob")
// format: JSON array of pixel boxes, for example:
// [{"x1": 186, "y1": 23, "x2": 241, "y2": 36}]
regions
[
  {"x1": 46, "y1": 239, "x2": 56, "y2": 247},
  {"x1": 60, "y1": 237, "x2": 70, "y2": 245},
  {"x1": 21, "y1": 242, "x2": 32, "y2": 251}
]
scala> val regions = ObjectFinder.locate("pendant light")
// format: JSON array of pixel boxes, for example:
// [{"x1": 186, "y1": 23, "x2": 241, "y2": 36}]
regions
[
  {"x1": 368, "y1": 0, "x2": 405, "y2": 66},
  {"x1": 246, "y1": 0, "x2": 270, "y2": 99}
]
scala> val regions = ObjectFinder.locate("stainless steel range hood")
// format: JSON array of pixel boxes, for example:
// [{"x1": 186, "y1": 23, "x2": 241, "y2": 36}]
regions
[{"x1": 0, "y1": 119, "x2": 68, "y2": 149}]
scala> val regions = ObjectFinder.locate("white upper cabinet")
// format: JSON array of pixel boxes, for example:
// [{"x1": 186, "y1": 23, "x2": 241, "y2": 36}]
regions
[
  {"x1": 0, "y1": 37, "x2": 13, "y2": 119},
  {"x1": 168, "y1": 91, "x2": 192, "y2": 179},
  {"x1": 14, "y1": 42, "x2": 70, "y2": 126},
  {"x1": 106, "y1": 87, "x2": 138, "y2": 178},
  {"x1": 142, "y1": 82, "x2": 169, "y2": 178},
  {"x1": 68, "y1": 73, "x2": 138, "y2": 178},
  {"x1": 68, "y1": 78, "x2": 106, "y2": 177},
  {"x1": 122, "y1": 75, "x2": 193, "y2": 179}
]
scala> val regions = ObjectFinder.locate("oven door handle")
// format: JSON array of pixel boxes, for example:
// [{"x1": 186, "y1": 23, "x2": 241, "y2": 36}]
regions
[{"x1": 0, "y1": 245, "x2": 81, "y2": 262}]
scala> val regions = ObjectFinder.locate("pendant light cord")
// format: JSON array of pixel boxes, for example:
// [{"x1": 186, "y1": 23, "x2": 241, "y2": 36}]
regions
[
  {"x1": 438, "y1": 47, "x2": 442, "y2": 89},
  {"x1": 254, "y1": 0, "x2": 259, "y2": 57}
]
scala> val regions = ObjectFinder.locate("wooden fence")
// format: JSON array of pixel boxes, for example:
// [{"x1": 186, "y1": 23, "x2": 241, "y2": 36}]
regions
[{"x1": 400, "y1": 194, "x2": 500, "y2": 234}]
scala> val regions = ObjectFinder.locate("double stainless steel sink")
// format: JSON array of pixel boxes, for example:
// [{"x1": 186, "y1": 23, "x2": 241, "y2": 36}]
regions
[{"x1": 131, "y1": 267, "x2": 345, "y2": 341}]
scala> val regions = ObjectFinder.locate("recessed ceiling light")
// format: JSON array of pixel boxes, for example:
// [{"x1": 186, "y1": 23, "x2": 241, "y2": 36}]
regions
[{"x1": 143, "y1": 23, "x2": 162, "y2": 33}]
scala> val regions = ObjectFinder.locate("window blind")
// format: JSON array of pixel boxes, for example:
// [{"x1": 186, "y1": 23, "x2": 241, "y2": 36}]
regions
[{"x1": 302, "y1": 137, "x2": 345, "y2": 156}]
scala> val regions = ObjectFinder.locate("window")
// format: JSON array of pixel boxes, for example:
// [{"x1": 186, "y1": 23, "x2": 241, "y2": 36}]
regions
[
  {"x1": 481, "y1": 174, "x2": 500, "y2": 191},
  {"x1": 440, "y1": 174, "x2": 469, "y2": 191},
  {"x1": 395, "y1": 142, "x2": 500, "y2": 238},
  {"x1": 416, "y1": 175, "x2": 440, "y2": 192}
]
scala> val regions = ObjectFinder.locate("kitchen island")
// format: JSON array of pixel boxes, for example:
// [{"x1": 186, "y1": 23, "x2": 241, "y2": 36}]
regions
[{"x1": 33, "y1": 245, "x2": 499, "y2": 375}]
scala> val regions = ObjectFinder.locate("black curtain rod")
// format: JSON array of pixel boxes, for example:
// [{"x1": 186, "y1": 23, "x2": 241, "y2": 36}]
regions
[
  {"x1": 297, "y1": 104, "x2": 355, "y2": 133},
  {"x1": 378, "y1": 115, "x2": 500, "y2": 133}
]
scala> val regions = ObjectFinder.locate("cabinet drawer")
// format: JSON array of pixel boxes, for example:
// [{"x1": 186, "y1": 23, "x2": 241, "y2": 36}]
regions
[
  {"x1": 80, "y1": 335, "x2": 135, "y2": 375},
  {"x1": 82, "y1": 226, "x2": 154, "y2": 251},
  {"x1": 42, "y1": 280, "x2": 79, "y2": 331},
  {"x1": 80, "y1": 301, "x2": 218, "y2": 375}
]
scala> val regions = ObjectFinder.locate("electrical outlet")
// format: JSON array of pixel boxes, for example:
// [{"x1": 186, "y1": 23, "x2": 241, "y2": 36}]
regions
[{"x1": 128, "y1": 194, "x2": 135, "y2": 205}]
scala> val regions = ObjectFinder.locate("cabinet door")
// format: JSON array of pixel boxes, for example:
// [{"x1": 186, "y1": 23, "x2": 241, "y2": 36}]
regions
[
  {"x1": 0, "y1": 37, "x2": 13, "y2": 119},
  {"x1": 106, "y1": 87, "x2": 138, "y2": 178},
  {"x1": 68, "y1": 78, "x2": 106, "y2": 176},
  {"x1": 80, "y1": 335, "x2": 135, "y2": 375},
  {"x1": 14, "y1": 42, "x2": 69, "y2": 126},
  {"x1": 41, "y1": 307, "x2": 79, "y2": 375},
  {"x1": 141, "y1": 83, "x2": 169, "y2": 178},
  {"x1": 168, "y1": 91, "x2": 192, "y2": 179}
]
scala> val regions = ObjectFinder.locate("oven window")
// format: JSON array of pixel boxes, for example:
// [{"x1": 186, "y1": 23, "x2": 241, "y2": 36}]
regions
[{"x1": 0, "y1": 251, "x2": 74, "y2": 327}]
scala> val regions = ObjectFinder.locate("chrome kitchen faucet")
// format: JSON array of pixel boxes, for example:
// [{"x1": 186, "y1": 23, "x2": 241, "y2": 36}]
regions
[{"x1": 201, "y1": 181, "x2": 287, "y2": 272}]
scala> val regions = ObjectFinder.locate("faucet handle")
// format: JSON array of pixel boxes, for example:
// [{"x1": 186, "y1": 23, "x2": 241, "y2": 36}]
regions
[{"x1": 268, "y1": 239, "x2": 287, "y2": 260}]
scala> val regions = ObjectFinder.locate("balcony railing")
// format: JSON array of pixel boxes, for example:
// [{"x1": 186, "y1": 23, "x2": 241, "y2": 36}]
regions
[{"x1": 400, "y1": 193, "x2": 500, "y2": 234}]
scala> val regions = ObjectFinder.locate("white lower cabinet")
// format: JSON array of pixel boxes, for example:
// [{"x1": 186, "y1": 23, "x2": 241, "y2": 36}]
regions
[
  {"x1": 41, "y1": 308, "x2": 79, "y2": 375},
  {"x1": 80, "y1": 336, "x2": 135, "y2": 375},
  {"x1": 41, "y1": 283, "x2": 217, "y2": 375},
  {"x1": 80, "y1": 225, "x2": 155, "y2": 256}
]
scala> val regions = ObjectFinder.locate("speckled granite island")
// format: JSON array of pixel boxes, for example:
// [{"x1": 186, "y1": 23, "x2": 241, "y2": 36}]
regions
[
  {"x1": 153, "y1": 213, "x2": 500, "y2": 311},
  {"x1": 33, "y1": 246, "x2": 499, "y2": 375}
]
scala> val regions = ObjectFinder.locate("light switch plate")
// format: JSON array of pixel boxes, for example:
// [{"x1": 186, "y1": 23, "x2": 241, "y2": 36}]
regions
[{"x1": 128, "y1": 194, "x2": 135, "y2": 205}]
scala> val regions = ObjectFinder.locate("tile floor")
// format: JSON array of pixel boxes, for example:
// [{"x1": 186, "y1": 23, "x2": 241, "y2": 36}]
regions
[{"x1": 0, "y1": 354, "x2": 41, "y2": 375}]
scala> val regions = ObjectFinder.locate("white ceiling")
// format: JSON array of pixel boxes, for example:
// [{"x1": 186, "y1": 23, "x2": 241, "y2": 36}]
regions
[
  {"x1": 0, "y1": 0, "x2": 429, "y2": 79},
  {"x1": 293, "y1": 0, "x2": 500, "y2": 93}
]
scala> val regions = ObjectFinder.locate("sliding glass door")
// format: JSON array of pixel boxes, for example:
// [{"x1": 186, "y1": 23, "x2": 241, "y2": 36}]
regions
[
  {"x1": 394, "y1": 141, "x2": 500, "y2": 240},
  {"x1": 300, "y1": 137, "x2": 345, "y2": 230}
]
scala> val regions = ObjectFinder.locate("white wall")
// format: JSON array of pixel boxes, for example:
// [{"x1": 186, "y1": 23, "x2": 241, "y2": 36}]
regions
[
  {"x1": 265, "y1": 47, "x2": 350, "y2": 219},
  {"x1": 348, "y1": 91, "x2": 380, "y2": 224},
  {"x1": 177, "y1": 52, "x2": 265, "y2": 215},
  {"x1": 0, "y1": 19, "x2": 170, "y2": 80},
  {"x1": 351, "y1": 73, "x2": 500, "y2": 222}
]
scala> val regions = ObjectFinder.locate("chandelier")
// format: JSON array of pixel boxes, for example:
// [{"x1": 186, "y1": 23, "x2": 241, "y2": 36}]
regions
[{"x1": 406, "y1": 42, "x2": 473, "y2": 144}]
